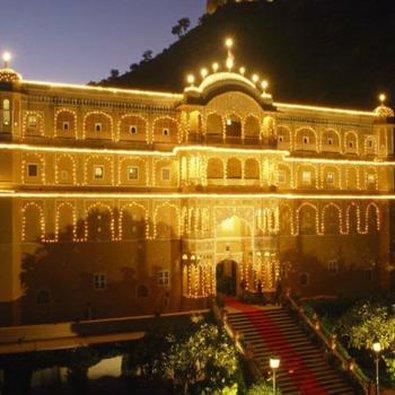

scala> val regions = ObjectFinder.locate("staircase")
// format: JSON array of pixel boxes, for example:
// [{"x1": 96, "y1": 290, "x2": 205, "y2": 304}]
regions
[{"x1": 227, "y1": 305, "x2": 356, "y2": 394}]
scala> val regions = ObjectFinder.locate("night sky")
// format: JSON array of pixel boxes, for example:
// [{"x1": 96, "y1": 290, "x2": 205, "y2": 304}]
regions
[{"x1": 0, "y1": 0, "x2": 204, "y2": 84}]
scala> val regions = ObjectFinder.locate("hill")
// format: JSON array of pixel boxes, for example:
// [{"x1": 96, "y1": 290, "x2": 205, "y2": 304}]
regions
[{"x1": 99, "y1": 0, "x2": 395, "y2": 109}]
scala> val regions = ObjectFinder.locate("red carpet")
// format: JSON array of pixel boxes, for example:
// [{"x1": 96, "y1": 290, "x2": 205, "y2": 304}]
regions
[{"x1": 225, "y1": 297, "x2": 329, "y2": 394}]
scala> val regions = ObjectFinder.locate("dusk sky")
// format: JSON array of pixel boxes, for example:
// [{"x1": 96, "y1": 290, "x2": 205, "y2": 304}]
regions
[{"x1": 0, "y1": 0, "x2": 204, "y2": 84}]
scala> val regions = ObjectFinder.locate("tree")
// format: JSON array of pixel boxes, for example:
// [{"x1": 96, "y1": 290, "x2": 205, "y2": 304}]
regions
[
  {"x1": 171, "y1": 17, "x2": 191, "y2": 38},
  {"x1": 161, "y1": 323, "x2": 241, "y2": 394},
  {"x1": 110, "y1": 69, "x2": 119, "y2": 78},
  {"x1": 142, "y1": 50, "x2": 153, "y2": 62},
  {"x1": 335, "y1": 302, "x2": 395, "y2": 351},
  {"x1": 129, "y1": 63, "x2": 139, "y2": 72}
]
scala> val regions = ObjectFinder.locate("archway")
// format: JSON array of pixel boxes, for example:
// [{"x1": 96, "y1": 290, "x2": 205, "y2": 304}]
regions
[{"x1": 216, "y1": 259, "x2": 237, "y2": 296}]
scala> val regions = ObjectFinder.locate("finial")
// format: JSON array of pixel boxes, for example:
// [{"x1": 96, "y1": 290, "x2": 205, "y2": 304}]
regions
[
  {"x1": 186, "y1": 74, "x2": 195, "y2": 87},
  {"x1": 239, "y1": 67, "x2": 246, "y2": 75},
  {"x1": 379, "y1": 93, "x2": 386, "y2": 104},
  {"x1": 252, "y1": 74, "x2": 259, "y2": 84},
  {"x1": 212, "y1": 62, "x2": 219, "y2": 72},
  {"x1": 200, "y1": 68, "x2": 209, "y2": 78},
  {"x1": 261, "y1": 80, "x2": 269, "y2": 91},
  {"x1": 2, "y1": 52, "x2": 11, "y2": 68},
  {"x1": 225, "y1": 37, "x2": 235, "y2": 71}
]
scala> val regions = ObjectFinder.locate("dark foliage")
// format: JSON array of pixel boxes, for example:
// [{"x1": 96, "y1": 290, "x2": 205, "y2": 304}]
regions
[{"x1": 98, "y1": 0, "x2": 395, "y2": 109}]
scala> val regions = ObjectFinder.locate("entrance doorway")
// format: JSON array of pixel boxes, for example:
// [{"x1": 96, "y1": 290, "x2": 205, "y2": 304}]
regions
[{"x1": 216, "y1": 259, "x2": 237, "y2": 296}]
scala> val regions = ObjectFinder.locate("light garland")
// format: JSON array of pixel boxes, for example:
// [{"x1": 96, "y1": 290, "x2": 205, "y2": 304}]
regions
[
  {"x1": 84, "y1": 202, "x2": 115, "y2": 241},
  {"x1": 54, "y1": 108, "x2": 78, "y2": 139},
  {"x1": 22, "y1": 111, "x2": 44, "y2": 138},
  {"x1": 54, "y1": 153, "x2": 78, "y2": 185},
  {"x1": 83, "y1": 154, "x2": 114, "y2": 185},
  {"x1": 83, "y1": 111, "x2": 114, "y2": 140},
  {"x1": 21, "y1": 153, "x2": 46, "y2": 184},
  {"x1": 21, "y1": 202, "x2": 45, "y2": 242},
  {"x1": 55, "y1": 202, "x2": 77, "y2": 241}
]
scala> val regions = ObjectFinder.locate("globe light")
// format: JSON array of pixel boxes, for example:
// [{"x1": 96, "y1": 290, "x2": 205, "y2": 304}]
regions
[
  {"x1": 212, "y1": 62, "x2": 219, "y2": 72},
  {"x1": 252, "y1": 74, "x2": 259, "y2": 83},
  {"x1": 270, "y1": 356, "x2": 280, "y2": 369},
  {"x1": 200, "y1": 68, "x2": 209, "y2": 78},
  {"x1": 186, "y1": 74, "x2": 195, "y2": 85},
  {"x1": 379, "y1": 93, "x2": 386, "y2": 104},
  {"x1": 225, "y1": 37, "x2": 234, "y2": 49},
  {"x1": 2, "y1": 51, "x2": 11, "y2": 67},
  {"x1": 239, "y1": 67, "x2": 246, "y2": 75},
  {"x1": 261, "y1": 80, "x2": 269, "y2": 90},
  {"x1": 226, "y1": 56, "x2": 234, "y2": 71},
  {"x1": 372, "y1": 342, "x2": 381, "y2": 353}
]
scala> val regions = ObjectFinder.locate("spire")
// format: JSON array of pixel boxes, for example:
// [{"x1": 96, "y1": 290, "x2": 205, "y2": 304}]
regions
[{"x1": 0, "y1": 51, "x2": 22, "y2": 83}]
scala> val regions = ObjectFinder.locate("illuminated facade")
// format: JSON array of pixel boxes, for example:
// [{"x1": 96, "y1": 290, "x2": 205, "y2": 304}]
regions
[{"x1": 0, "y1": 45, "x2": 394, "y2": 326}]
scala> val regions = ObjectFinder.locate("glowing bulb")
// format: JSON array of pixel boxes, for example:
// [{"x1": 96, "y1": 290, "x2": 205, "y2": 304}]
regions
[
  {"x1": 226, "y1": 118, "x2": 232, "y2": 126},
  {"x1": 372, "y1": 342, "x2": 381, "y2": 353},
  {"x1": 200, "y1": 68, "x2": 208, "y2": 78},
  {"x1": 269, "y1": 356, "x2": 280, "y2": 369},
  {"x1": 252, "y1": 74, "x2": 259, "y2": 83},
  {"x1": 212, "y1": 62, "x2": 219, "y2": 72},
  {"x1": 261, "y1": 80, "x2": 269, "y2": 90},
  {"x1": 226, "y1": 56, "x2": 234, "y2": 70},
  {"x1": 379, "y1": 93, "x2": 386, "y2": 103},
  {"x1": 225, "y1": 37, "x2": 234, "y2": 49},
  {"x1": 239, "y1": 67, "x2": 246, "y2": 75},
  {"x1": 2, "y1": 51, "x2": 11, "y2": 66},
  {"x1": 186, "y1": 74, "x2": 195, "y2": 85}
]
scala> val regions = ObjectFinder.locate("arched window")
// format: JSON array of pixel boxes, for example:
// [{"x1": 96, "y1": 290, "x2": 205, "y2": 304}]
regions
[
  {"x1": 322, "y1": 204, "x2": 341, "y2": 235},
  {"x1": 121, "y1": 205, "x2": 146, "y2": 240},
  {"x1": 206, "y1": 113, "x2": 223, "y2": 140},
  {"x1": 86, "y1": 207, "x2": 113, "y2": 241},
  {"x1": 347, "y1": 204, "x2": 359, "y2": 234},
  {"x1": 298, "y1": 204, "x2": 318, "y2": 235},
  {"x1": 366, "y1": 203, "x2": 380, "y2": 233},
  {"x1": 2, "y1": 99, "x2": 10, "y2": 126},
  {"x1": 225, "y1": 114, "x2": 242, "y2": 141},
  {"x1": 244, "y1": 159, "x2": 259, "y2": 179},
  {"x1": 244, "y1": 116, "x2": 260, "y2": 141},
  {"x1": 207, "y1": 158, "x2": 224, "y2": 179},
  {"x1": 227, "y1": 158, "x2": 242, "y2": 179}
]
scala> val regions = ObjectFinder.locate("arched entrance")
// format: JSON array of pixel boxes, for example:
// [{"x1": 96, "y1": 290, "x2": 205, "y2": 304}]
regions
[{"x1": 216, "y1": 259, "x2": 237, "y2": 296}]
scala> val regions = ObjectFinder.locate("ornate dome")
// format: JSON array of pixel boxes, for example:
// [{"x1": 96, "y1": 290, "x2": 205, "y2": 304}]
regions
[
  {"x1": 0, "y1": 67, "x2": 22, "y2": 83},
  {"x1": 374, "y1": 104, "x2": 394, "y2": 118}
]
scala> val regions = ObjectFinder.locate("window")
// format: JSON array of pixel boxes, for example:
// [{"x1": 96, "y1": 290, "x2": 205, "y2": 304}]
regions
[
  {"x1": 366, "y1": 137, "x2": 375, "y2": 149},
  {"x1": 2, "y1": 99, "x2": 10, "y2": 126},
  {"x1": 303, "y1": 136, "x2": 310, "y2": 144},
  {"x1": 278, "y1": 170, "x2": 286, "y2": 184},
  {"x1": 62, "y1": 121, "x2": 70, "y2": 131},
  {"x1": 93, "y1": 273, "x2": 107, "y2": 289},
  {"x1": 162, "y1": 128, "x2": 170, "y2": 136},
  {"x1": 326, "y1": 172, "x2": 334, "y2": 184},
  {"x1": 299, "y1": 273, "x2": 309, "y2": 286},
  {"x1": 327, "y1": 137, "x2": 333, "y2": 145},
  {"x1": 28, "y1": 115, "x2": 38, "y2": 128},
  {"x1": 128, "y1": 166, "x2": 139, "y2": 180},
  {"x1": 136, "y1": 284, "x2": 149, "y2": 298},
  {"x1": 328, "y1": 260, "x2": 339, "y2": 275},
  {"x1": 278, "y1": 135, "x2": 284, "y2": 143},
  {"x1": 61, "y1": 170, "x2": 69, "y2": 181},
  {"x1": 348, "y1": 141, "x2": 354, "y2": 149},
  {"x1": 129, "y1": 125, "x2": 138, "y2": 135},
  {"x1": 36, "y1": 290, "x2": 51, "y2": 305},
  {"x1": 302, "y1": 171, "x2": 312, "y2": 185},
  {"x1": 367, "y1": 173, "x2": 376, "y2": 185},
  {"x1": 94, "y1": 123, "x2": 102, "y2": 132},
  {"x1": 94, "y1": 166, "x2": 104, "y2": 179},
  {"x1": 157, "y1": 270, "x2": 170, "y2": 287},
  {"x1": 27, "y1": 164, "x2": 38, "y2": 177},
  {"x1": 162, "y1": 168, "x2": 170, "y2": 181}
]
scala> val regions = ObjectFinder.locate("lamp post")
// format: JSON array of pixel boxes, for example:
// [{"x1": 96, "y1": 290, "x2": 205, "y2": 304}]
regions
[
  {"x1": 372, "y1": 341, "x2": 381, "y2": 395},
  {"x1": 269, "y1": 356, "x2": 280, "y2": 394}
]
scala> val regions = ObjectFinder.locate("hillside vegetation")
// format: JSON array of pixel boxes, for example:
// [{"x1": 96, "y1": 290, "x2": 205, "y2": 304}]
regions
[{"x1": 100, "y1": 0, "x2": 395, "y2": 109}]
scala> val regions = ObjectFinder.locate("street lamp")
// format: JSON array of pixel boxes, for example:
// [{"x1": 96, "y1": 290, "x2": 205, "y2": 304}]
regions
[
  {"x1": 372, "y1": 341, "x2": 381, "y2": 395},
  {"x1": 269, "y1": 356, "x2": 280, "y2": 394}
]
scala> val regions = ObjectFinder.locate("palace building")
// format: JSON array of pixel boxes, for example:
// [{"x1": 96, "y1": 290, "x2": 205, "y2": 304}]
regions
[{"x1": 0, "y1": 41, "x2": 394, "y2": 326}]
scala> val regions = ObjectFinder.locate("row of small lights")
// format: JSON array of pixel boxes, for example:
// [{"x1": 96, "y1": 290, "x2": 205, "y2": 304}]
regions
[
  {"x1": 2, "y1": 49, "x2": 388, "y2": 104},
  {"x1": 186, "y1": 38, "x2": 269, "y2": 93}
]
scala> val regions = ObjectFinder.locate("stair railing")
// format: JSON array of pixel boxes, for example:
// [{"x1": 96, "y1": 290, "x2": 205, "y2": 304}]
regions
[
  {"x1": 284, "y1": 292, "x2": 373, "y2": 394},
  {"x1": 211, "y1": 299, "x2": 262, "y2": 380}
]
